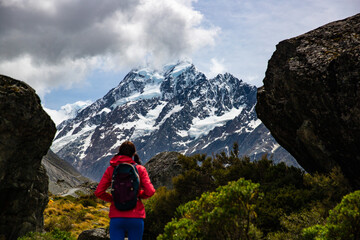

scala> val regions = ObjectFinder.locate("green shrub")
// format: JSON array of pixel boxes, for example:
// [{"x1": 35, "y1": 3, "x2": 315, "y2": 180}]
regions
[
  {"x1": 143, "y1": 187, "x2": 181, "y2": 240},
  {"x1": 144, "y1": 143, "x2": 351, "y2": 239},
  {"x1": 158, "y1": 178, "x2": 263, "y2": 240},
  {"x1": 267, "y1": 205, "x2": 325, "y2": 240},
  {"x1": 302, "y1": 225, "x2": 327, "y2": 240},
  {"x1": 50, "y1": 229, "x2": 74, "y2": 240},
  {"x1": 303, "y1": 190, "x2": 360, "y2": 240},
  {"x1": 79, "y1": 198, "x2": 97, "y2": 208},
  {"x1": 17, "y1": 229, "x2": 74, "y2": 240}
]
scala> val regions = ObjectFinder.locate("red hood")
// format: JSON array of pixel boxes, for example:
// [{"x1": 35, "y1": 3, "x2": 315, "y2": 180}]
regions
[{"x1": 110, "y1": 155, "x2": 135, "y2": 167}]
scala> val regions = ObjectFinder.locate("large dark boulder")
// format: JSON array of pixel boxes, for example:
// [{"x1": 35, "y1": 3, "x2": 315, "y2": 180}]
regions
[
  {"x1": 145, "y1": 152, "x2": 182, "y2": 189},
  {"x1": 256, "y1": 14, "x2": 360, "y2": 188},
  {"x1": 0, "y1": 75, "x2": 56, "y2": 239}
]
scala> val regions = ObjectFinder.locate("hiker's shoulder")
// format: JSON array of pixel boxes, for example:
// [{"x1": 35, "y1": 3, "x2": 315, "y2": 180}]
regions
[{"x1": 136, "y1": 164, "x2": 148, "y2": 173}]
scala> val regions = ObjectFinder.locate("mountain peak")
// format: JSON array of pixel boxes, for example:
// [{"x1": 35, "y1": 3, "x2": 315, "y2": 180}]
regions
[
  {"x1": 130, "y1": 60, "x2": 195, "y2": 78},
  {"x1": 163, "y1": 60, "x2": 195, "y2": 77},
  {"x1": 52, "y1": 62, "x2": 296, "y2": 181},
  {"x1": 108, "y1": 61, "x2": 204, "y2": 108}
]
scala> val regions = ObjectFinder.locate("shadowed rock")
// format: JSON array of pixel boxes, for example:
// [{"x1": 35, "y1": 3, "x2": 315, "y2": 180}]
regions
[
  {"x1": 77, "y1": 228, "x2": 110, "y2": 240},
  {"x1": 145, "y1": 152, "x2": 182, "y2": 189},
  {"x1": 256, "y1": 14, "x2": 360, "y2": 188},
  {"x1": 0, "y1": 75, "x2": 56, "y2": 239}
]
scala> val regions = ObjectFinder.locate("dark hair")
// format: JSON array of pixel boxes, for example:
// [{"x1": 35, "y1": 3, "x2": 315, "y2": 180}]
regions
[{"x1": 117, "y1": 140, "x2": 141, "y2": 165}]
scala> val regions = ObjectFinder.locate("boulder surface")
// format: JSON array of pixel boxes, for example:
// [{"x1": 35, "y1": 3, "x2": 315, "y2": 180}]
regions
[
  {"x1": 0, "y1": 75, "x2": 56, "y2": 239},
  {"x1": 145, "y1": 152, "x2": 182, "y2": 189},
  {"x1": 256, "y1": 14, "x2": 360, "y2": 188},
  {"x1": 77, "y1": 228, "x2": 110, "y2": 240}
]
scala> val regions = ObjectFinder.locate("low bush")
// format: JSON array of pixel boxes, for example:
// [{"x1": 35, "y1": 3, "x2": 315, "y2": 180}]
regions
[
  {"x1": 18, "y1": 228, "x2": 75, "y2": 240},
  {"x1": 158, "y1": 178, "x2": 263, "y2": 240},
  {"x1": 303, "y1": 190, "x2": 360, "y2": 240},
  {"x1": 144, "y1": 143, "x2": 352, "y2": 239}
]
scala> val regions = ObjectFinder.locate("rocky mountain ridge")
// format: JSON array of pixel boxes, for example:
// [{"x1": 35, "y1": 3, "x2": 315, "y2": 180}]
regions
[{"x1": 52, "y1": 61, "x2": 298, "y2": 181}]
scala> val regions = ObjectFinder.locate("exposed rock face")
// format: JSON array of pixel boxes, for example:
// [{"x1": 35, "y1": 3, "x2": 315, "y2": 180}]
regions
[
  {"x1": 0, "y1": 75, "x2": 56, "y2": 239},
  {"x1": 145, "y1": 152, "x2": 182, "y2": 189},
  {"x1": 42, "y1": 149, "x2": 92, "y2": 195},
  {"x1": 256, "y1": 14, "x2": 360, "y2": 188}
]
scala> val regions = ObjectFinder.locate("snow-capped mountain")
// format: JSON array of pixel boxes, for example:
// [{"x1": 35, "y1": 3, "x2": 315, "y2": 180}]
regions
[{"x1": 52, "y1": 61, "x2": 298, "y2": 181}]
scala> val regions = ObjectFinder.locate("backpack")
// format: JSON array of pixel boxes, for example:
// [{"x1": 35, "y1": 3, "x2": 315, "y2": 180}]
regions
[{"x1": 111, "y1": 163, "x2": 140, "y2": 211}]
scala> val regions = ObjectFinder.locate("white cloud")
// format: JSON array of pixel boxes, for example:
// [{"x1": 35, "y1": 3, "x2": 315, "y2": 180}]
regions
[
  {"x1": 0, "y1": 0, "x2": 219, "y2": 95},
  {"x1": 192, "y1": 0, "x2": 360, "y2": 87},
  {"x1": 43, "y1": 100, "x2": 92, "y2": 125},
  {"x1": 43, "y1": 107, "x2": 69, "y2": 126},
  {"x1": 0, "y1": 55, "x2": 97, "y2": 97},
  {"x1": 207, "y1": 58, "x2": 226, "y2": 78}
]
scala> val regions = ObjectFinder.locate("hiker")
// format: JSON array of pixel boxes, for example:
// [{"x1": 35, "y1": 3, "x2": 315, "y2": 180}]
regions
[{"x1": 95, "y1": 141, "x2": 155, "y2": 240}]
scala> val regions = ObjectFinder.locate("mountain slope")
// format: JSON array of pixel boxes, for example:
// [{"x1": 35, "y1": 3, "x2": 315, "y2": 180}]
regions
[
  {"x1": 52, "y1": 61, "x2": 298, "y2": 181},
  {"x1": 42, "y1": 150, "x2": 92, "y2": 194}
]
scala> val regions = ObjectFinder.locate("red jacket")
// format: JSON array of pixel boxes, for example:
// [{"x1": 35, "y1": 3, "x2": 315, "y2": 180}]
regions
[{"x1": 94, "y1": 155, "x2": 155, "y2": 218}]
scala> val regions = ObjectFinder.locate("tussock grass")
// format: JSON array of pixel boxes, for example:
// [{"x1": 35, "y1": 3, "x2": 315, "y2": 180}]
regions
[{"x1": 44, "y1": 193, "x2": 110, "y2": 238}]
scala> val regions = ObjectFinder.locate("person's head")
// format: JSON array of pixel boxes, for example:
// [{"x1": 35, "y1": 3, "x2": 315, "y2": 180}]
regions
[{"x1": 118, "y1": 140, "x2": 141, "y2": 164}]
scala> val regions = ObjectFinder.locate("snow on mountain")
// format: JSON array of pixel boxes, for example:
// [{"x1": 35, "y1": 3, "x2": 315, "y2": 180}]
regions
[{"x1": 52, "y1": 61, "x2": 298, "y2": 181}]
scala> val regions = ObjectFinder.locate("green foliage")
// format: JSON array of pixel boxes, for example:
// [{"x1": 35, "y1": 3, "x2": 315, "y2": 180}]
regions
[
  {"x1": 158, "y1": 178, "x2": 263, "y2": 240},
  {"x1": 261, "y1": 167, "x2": 351, "y2": 238},
  {"x1": 78, "y1": 198, "x2": 97, "y2": 208},
  {"x1": 267, "y1": 205, "x2": 326, "y2": 240},
  {"x1": 143, "y1": 187, "x2": 181, "y2": 240},
  {"x1": 144, "y1": 154, "x2": 218, "y2": 239},
  {"x1": 175, "y1": 154, "x2": 217, "y2": 196},
  {"x1": 302, "y1": 225, "x2": 327, "y2": 240},
  {"x1": 17, "y1": 228, "x2": 75, "y2": 240},
  {"x1": 303, "y1": 167, "x2": 352, "y2": 210},
  {"x1": 144, "y1": 143, "x2": 352, "y2": 239},
  {"x1": 50, "y1": 229, "x2": 74, "y2": 240},
  {"x1": 303, "y1": 190, "x2": 360, "y2": 240}
]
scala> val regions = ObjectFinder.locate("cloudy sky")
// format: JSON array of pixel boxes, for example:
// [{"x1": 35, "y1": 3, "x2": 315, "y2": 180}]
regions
[{"x1": 1, "y1": 0, "x2": 359, "y2": 115}]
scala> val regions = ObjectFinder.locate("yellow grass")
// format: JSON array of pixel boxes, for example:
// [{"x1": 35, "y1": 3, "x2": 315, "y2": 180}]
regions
[{"x1": 45, "y1": 195, "x2": 110, "y2": 238}]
